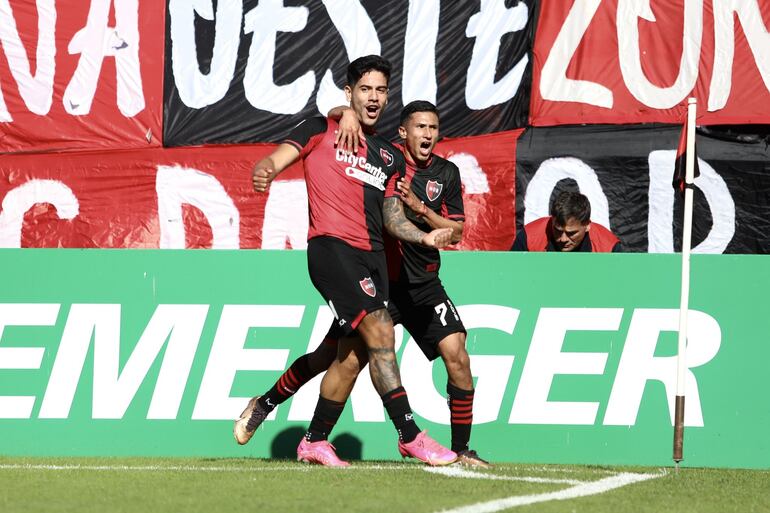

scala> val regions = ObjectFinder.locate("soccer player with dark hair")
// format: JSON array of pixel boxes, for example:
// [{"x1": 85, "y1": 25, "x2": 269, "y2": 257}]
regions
[
  {"x1": 236, "y1": 100, "x2": 491, "y2": 468},
  {"x1": 240, "y1": 55, "x2": 456, "y2": 467},
  {"x1": 511, "y1": 191, "x2": 621, "y2": 252}
]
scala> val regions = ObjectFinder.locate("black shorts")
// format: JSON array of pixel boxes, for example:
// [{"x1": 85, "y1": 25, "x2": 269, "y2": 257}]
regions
[
  {"x1": 307, "y1": 236, "x2": 389, "y2": 336},
  {"x1": 387, "y1": 278, "x2": 466, "y2": 361}
]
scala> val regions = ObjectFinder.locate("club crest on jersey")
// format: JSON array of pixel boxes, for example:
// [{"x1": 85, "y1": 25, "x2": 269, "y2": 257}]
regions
[
  {"x1": 380, "y1": 148, "x2": 394, "y2": 167},
  {"x1": 359, "y1": 277, "x2": 376, "y2": 297},
  {"x1": 426, "y1": 180, "x2": 443, "y2": 201}
]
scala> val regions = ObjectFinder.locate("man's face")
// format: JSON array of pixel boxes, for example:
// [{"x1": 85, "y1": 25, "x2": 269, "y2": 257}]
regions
[
  {"x1": 344, "y1": 71, "x2": 389, "y2": 131},
  {"x1": 551, "y1": 217, "x2": 590, "y2": 252},
  {"x1": 398, "y1": 111, "x2": 439, "y2": 166}
]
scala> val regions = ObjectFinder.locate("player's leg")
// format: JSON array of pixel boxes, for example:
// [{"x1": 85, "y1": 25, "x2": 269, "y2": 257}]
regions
[
  {"x1": 297, "y1": 335, "x2": 367, "y2": 467},
  {"x1": 354, "y1": 308, "x2": 456, "y2": 466},
  {"x1": 234, "y1": 331, "x2": 339, "y2": 445},
  {"x1": 436, "y1": 332, "x2": 491, "y2": 468},
  {"x1": 402, "y1": 281, "x2": 491, "y2": 468}
]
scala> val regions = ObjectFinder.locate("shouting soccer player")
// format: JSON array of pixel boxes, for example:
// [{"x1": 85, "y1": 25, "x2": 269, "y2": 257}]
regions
[
  {"x1": 242, "y1": 56, "x2": 456, "y2": 467},
  {"x1": 237, "y1": 99, "x2": 490, "y2": 468}
]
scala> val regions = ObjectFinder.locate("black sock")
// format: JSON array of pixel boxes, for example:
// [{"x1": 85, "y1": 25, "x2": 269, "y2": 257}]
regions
[
  {"x1": 259, "y1": 352, "x2": 319, "y2": 412},
  {"x1": 447, "y1": 382, "x2": 474, "y2": 453},
  {"x1": 305, "y1": 396, "x2": 345, "y2": 442},
  {"x1": 382, "y1": 386, "x2": 420, "y2": 443}
]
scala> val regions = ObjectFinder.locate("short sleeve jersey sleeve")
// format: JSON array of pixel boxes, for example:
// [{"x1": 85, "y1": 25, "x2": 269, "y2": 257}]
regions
[{"x1": 282, "y1": 117, "x2": 329, "y2": 158}]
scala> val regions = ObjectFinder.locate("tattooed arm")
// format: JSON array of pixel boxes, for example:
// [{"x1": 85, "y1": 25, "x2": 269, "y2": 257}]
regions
[{"x1": 383, "y1": 197, "x2": 452, "y2": 248}]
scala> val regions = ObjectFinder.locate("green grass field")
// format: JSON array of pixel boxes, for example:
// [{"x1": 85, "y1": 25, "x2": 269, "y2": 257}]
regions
[{"x1": 1, "y1": 457, "x2": 768, "y2": 513}]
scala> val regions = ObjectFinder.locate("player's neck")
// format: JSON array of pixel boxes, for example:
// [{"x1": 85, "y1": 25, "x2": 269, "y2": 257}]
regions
[{"x1": 405, "y1": 152, "x2": 433, "y2": 169}]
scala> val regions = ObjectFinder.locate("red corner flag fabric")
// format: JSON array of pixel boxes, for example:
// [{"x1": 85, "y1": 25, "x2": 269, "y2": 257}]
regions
[{"x1": 672, "y1": 118, "x2": 700, "y2": 196}]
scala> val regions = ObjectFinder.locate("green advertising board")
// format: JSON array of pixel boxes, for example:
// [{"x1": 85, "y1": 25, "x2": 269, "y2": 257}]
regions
[{"x1": 0, "y1": 250, "x2": 767, "y2": 469}]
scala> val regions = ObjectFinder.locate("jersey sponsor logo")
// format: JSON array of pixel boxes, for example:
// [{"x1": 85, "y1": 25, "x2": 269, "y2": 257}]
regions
[
  {"x1": 380, "y1": 148, "x2": 394, "y2": 166},
  {"x1": 336, "y1": 149, "x2": 387, "y2": 190},
  {"x1": 426, "y1": 180, "x2": 443, "y2": 201},
  {"x1": 359, "y1": 277, "x2": 376, "y2": 297}
]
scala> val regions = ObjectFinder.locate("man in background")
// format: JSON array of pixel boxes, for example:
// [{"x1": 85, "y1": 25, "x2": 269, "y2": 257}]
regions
[{"x1": 511, "y1": 191, "x2": 621, "y2": 252}]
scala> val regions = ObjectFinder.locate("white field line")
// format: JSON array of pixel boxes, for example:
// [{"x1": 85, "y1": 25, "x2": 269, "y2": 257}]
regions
[
  {"x1": 424, "y1": 466, "x2": 583, "y2": 485},
  {"x1": 434, "y1": 471, "x2": 664, "y2": 513}
]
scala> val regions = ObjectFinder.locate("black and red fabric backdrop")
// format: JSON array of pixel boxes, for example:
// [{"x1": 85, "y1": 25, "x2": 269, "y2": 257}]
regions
[
  {"x1": 162, "y1": 0, "x2": 534, "y2": 145},
  {"x1": 2, "y1": 0, "x2": 770, "y2": 253},
  {"x1": 515, "y1": 125, "x2": 770, "y2": 254}
]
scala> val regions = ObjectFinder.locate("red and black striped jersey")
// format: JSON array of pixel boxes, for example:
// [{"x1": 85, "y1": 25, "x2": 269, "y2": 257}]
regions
[
  {"x1": 386, "y1": 150, "x2": 465, "y2": 284},
  {"x1": 283, "y1": 117, "x2": 405, "y2": 251}
]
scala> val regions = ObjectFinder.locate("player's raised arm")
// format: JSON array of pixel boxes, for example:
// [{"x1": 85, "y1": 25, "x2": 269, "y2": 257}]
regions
[
  {"x1": 252, "y1": 143, "x2": 300, "y2": 193},
  {"x1": 383, "y1": 196, "x2": 452, "y2": 248}
]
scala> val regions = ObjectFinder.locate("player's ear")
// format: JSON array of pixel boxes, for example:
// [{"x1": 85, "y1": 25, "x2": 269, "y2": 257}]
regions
[
  {"x1": 398, "y1": 125, "x2": 407, "y2": 140},
  {"x1": 585, "y1": 222, "x2": 591, "y2": 232},
  {"x1": 344, "y1": 84, "x2": 352, "y2": 104}
]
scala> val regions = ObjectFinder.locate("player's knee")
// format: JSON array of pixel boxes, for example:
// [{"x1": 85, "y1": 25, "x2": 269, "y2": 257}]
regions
[
  {"x1": 308, "y1": 342, "x2": 337, "y2": 372},
  {"x1": 337, "y1": 353, "x2": 362, "y2": 380}
]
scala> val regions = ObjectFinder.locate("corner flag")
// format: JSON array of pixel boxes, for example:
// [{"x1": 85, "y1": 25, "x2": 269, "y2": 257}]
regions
[
  {"x1": 673, "y1": 97, "x2": 698, "y2": 468},
  {"x1": 672, "y1": 110, "x2": 700, "y2": 196}
]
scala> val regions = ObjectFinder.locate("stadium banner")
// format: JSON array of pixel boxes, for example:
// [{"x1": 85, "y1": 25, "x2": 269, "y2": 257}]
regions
[
  {"x1": 515, "y1": 125, "x2": 770, "y2": 254},
  {"x1": 530, "y1": 0, "x2": 770, "y2": 125},
  {"x1": 0, "y1": 249, "x2": 767, "y2": 470},
  {"x1": 0, "y1": 130, "x2": 520, "y2": 251},
  {"x1": 0, "y1": 0, "x2": 165, "y2": 153},
  {"x1": 162, "y1": 0, "x2": 533, "y2": 146}
]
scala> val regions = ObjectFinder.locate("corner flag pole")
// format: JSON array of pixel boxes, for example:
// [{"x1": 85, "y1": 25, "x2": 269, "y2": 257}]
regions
[{"x1": 673, "y1": 97, "x2": 697, "y2": 468}]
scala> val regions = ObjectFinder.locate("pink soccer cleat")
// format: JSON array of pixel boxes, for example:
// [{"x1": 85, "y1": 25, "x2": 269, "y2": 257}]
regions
[
  {"x1": 297, "y1": 438, "x2": 350, "y2": 467},
  {"x1": 398, "y1": 430, "x2": 457, "y2": 466}
]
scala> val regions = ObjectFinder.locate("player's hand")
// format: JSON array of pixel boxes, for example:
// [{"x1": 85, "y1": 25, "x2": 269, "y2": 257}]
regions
[
  {"x1": 396, "y1": 180, "x2": 425, "y2": 216},
  {"x1": 334, "y1": 108, "x2": 365, "y2": 154},
  {"x1": 421, "y1": 228, "x2": 453, "y2": 249},
  {"x1": 252, "y1": 164, "x2": 275, "y2": 193}
]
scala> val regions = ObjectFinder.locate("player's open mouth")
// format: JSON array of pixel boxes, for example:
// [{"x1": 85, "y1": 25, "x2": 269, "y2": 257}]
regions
[
  {"x1": 365, "y1": 105, "x2": 380, "y2": 118},
  {"x1": 419, "y1": 141, "x2": 432, "y2": 155}
]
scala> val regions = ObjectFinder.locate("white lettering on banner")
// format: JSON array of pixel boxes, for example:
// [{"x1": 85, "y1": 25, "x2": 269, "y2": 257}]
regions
[
  {"x1": 647, "y1": 150, "x2": 734, "y2": 254},
  {"x1": 315, "y1": 0, "x2": 380, "y2": 116},
  {"x1": 402, "y1": 305, "x2": 517, "y2": 424},
  {"x1": 541, "y1": 0, "x2": 770, "y2": 113},
  {"x1": 261, "y1": 180, "x2": 309, "y2": 250},
  {"x1": 38, "y1": 304, "x2": 208, "y2": 419},
  {"x1": 192, "y1": 305, "x2": 303, "y2": 420},
  {"x1": 0, "y1": 180, "x2": 79, "y2": 248},
  {"x1": 243, "y1": 0, "x2": 314, "y2": 114},
  {"x1": 709, "y1": 0, "x2": 770, "y2": 112},
  {"x1": 7, "y1": 304, "x2": 720, "y2": 424},
  {"x1": 617, "y1": 0, "x2": 702, "y2": 109},
  {"x1": 64, "y1": 0, "x2": 144, "y2": 116},
  {"x1": 465, "y1": 0, "x2": 529, "y2": 110},
  {"x1": 510, "y1": 308, "x2": 623, "y2": 425},
  {"x1": 156, "y1": 166, "x2": 240, "y2": 249},
  {"x1": 523, "y1": 157, "x2": 610, "y2": 227},
  {"x1": 402, "y1": 0, "x2": 439, "y2": 105},
  {"x1": 0, "y1": 304, "x2": 59, "y2": 419},
  {"x1": 604, "y1": 309, "x2": 720, "y2": 426},
  {"x1": 168, "y1": 0, "x2": 241, "y2": 109},
  {"x1": 539, "y1": 0, "x2": 612, "y2": 108},
  {"x1": 0, "y1": 0, "x2": 56, "y2": 121},
  {"x1": 448, "y1": 153, "x2": 490, "y2": 195}
]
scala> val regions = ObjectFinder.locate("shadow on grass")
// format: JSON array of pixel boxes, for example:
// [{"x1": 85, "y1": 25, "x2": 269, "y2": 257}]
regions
[{"x1": 269, "y1": 427, "x2": 363, "y2": 461}]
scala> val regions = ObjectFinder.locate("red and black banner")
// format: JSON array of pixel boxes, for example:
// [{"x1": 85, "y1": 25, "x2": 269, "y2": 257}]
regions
[
  {"x1": 515, "y1": 125, "x2": 770, "y2": 253},
  {"x1": 162, "y1": 0, "x2": 534, "y2": 146},
  {"x1": 0, "y1": 0, "x2": 165, "y2": 153},
  {"x1": 0, "y1": 130, "x2": 521, "y2": 250},
  {"x1": 530, "y1": 0, "x2": 770, "y2": 126}
]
